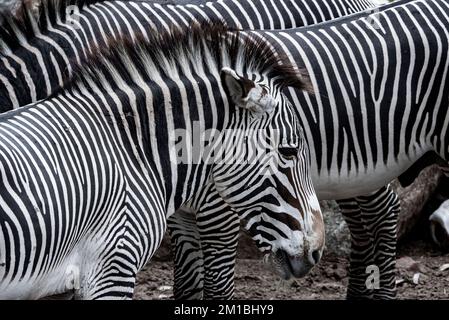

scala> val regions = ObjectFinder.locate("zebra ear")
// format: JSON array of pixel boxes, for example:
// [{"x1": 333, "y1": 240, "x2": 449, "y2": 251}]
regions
[{"x1": 220, "y1": 67, "x2": 276, "y2": 114}]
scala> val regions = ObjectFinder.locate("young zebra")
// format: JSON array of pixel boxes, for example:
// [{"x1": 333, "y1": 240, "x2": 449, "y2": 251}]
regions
[{"x1": 0, "y1": 18, "x2": 323, "y2": 299}]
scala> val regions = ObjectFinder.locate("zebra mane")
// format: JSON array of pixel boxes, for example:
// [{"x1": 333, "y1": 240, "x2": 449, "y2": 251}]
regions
[
  {"x1": 68, "y1": 20, "x2": 308, "y2": 94},
  {"x1": 0, "y1": 0, "x2": 102, "y2": 53}
]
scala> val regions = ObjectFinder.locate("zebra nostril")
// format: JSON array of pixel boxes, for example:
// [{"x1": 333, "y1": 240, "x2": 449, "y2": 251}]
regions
[{"x1": 311, "y1": 250, "x2": 321, "y2": 265}]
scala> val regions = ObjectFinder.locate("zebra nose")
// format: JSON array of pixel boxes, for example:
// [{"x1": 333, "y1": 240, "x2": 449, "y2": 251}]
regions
[
  {"x1": 311, "y1": 249, "x2": 321, "y2": 265},
  {"x1": 277, "y1": 250, "x2": 313, "y2": 278}
]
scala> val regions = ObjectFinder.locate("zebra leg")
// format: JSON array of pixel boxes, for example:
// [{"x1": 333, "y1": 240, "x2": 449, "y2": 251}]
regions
[
  {"x1": 198, "y1": 209, "x2": 240, "y2": 300},
  {"x1": 87, "y1": 269, "x2": 137, "y2": 300},
  {"x1": 168, "y1": 207, "x2": 204, "y2": 300},
  {"x1": 77, "y1": 248, "x2": 138, "y2": 300},
  {"x1": 338, "y1": 199, "x2": 375, "y2": 299},
  {"x1": 355, "y1": 185, "x2": 400, "y2": 300},
  {"x1": 76, "y1": 201, "x2": 140, "y2": 300}
]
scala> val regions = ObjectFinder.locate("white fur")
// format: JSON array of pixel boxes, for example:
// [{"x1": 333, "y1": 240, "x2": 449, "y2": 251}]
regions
[{"x1": 221, "y1": 67, "x2": 277, "y2": 114}]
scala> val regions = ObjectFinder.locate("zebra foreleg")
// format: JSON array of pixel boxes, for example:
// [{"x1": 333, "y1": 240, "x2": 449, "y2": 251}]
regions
[
  {"x1": 338, "y1": 199, "x2": 375, "y2": 299},
  {"x1": 77, "y1": 254, "x2": 138, "y2": 300},
  {"x1": 355, "y1": 185, "x2": 400, "y2": 300},
  {"x1": 76, "y1": 202, "x2": 140, "y2": 300},
  {"x1": 89, "y1": 271, "x2": 137, "y2": 300},
  {"x1": 199, "y1": 210, "x2": 240, "y2": 300},
  {"x1": 168, "y1": 208, "x2": 205, "y2": 300}
]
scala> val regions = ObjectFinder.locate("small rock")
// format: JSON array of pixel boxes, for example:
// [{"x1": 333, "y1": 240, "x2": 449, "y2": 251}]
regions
[
  {"x1": 333, "y1": 268, "x2": 347, "y2": 280},
  {"x1": 412, "y1": 273, "x2": 420, "y2": 285},
  {"x1": 157, "y1": 285, "x2": 172, "y2": 291}
]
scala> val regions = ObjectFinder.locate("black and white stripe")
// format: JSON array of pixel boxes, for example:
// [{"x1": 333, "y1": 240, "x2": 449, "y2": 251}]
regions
[
  {"x1": 167, "y1": 0, "x2": 386, "y2": 300},
  {"x1": 0, "y1": 0, "x2": 377, "y2": 108}
]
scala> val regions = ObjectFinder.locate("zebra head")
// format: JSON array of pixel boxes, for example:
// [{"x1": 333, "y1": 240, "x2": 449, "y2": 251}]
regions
[{"x1": 211, "y1": 67, "x2": 324, "y2": 279}]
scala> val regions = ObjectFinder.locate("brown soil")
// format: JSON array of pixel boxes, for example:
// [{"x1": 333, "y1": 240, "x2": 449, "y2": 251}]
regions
[
  {"x1": 134, "y1": 237, "x2": 449, "y2": 300},
  {"x1": 134, "y1": 166, "x2": 449, "y2": 300}
]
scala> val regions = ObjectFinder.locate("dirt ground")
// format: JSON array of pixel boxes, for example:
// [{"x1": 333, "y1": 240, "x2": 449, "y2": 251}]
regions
[{"x1": 134, "y1": 236, "x2": 449, "y2": 300}]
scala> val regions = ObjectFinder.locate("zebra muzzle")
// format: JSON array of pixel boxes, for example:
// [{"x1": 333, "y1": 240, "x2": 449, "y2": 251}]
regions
[{"x1": 275, "y1": 249, "x2": 315, "y2": 279}]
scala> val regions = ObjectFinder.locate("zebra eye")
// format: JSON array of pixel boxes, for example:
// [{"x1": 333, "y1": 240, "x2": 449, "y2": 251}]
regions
[{"x1": 279, "y1": 146, "x2": 298, "y2": 159}]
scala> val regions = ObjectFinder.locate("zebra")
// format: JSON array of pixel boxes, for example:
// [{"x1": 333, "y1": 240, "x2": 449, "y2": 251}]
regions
[
  {"x1": 0, "y1": 5, "x2": 324, "y2": 298},
  {"x1": 0, "y1": 0, "x2": 378, "y2": 297},
  {"x1": 173, "y1": 0, "x2": 449, "y2": 300}
]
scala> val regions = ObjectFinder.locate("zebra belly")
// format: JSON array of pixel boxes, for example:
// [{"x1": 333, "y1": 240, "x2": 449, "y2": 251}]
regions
[
  {"x1": 0, "y1": 234, "x2": 116, "y2": 299},
  {"x1": 312, "y1": 149, "x2": 431, "y2": 200}
]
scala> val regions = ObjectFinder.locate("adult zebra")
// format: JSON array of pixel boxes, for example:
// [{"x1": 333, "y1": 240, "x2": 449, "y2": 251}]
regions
[
  {"x1": 185, "y1": 0, "x2": 449, "y2": 300},
  {"x1": 0, "y1": 0, "x2": 379, "y2": 297},
  {"x1": 0, "y1": 15, "x2": 323, "y2": 298}
]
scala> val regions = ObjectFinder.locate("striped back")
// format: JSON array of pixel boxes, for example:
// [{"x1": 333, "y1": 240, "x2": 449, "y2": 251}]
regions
[{"x1": 0, "y1": 0, "x2": 377, "y2": 109}]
